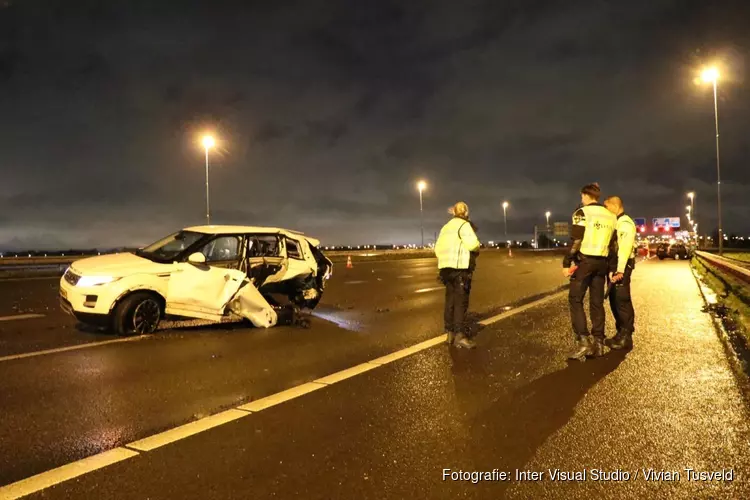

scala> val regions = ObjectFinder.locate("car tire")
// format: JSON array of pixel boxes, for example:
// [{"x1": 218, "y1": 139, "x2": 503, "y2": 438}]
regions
[
  {"x1": 112, "y1": 292, "x2": 163, "y2": 336},
  {"x1": 658, "y1": 256, "x2": 665, "y2": 260}
]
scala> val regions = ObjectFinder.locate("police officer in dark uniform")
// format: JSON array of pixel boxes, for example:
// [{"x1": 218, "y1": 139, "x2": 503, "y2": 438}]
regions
[
  {"x1": 604, "y1": 196, "x2": 636, "y2": 350},
  {"x1": 563, "y1": 183, "x2": 617, "y2": 361}
]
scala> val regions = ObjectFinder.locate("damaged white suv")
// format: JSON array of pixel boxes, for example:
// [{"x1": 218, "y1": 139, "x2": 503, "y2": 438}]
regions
[{"x1": 59, "y1": 226, "x2": 333, "y2": 335}]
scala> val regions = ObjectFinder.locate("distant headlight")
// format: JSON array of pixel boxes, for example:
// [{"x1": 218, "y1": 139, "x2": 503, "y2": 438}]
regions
[{"x1": 76, "y1": 276, "x2": 118, "y2": 287}]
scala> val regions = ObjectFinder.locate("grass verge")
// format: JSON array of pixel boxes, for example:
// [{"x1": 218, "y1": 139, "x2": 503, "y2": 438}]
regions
[
  {"x1": 723, "y1": 252, "x2": 750, "y2": 263},
  {"x1": 692, "y1": 255, "x2": 750, "y2": 379}
]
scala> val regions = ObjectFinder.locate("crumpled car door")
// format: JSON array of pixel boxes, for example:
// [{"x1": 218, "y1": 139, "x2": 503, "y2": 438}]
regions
[
  {"x1": 165, "y1": 264, "x2": 246, "y2": 321},
  {"x1": 226, "y1": 281, "x2": 278, "y2": 328},
  {"x1": 165, "y1": 263, "x2": 278, "y2": 328}
]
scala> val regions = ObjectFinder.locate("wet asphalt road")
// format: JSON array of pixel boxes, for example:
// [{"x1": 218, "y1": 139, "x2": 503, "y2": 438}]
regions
[
  {"x1": 15, "y1": 258, "x2": 750, "y2": 499},
  {"x1": 0, "y1": 251, "x2": 567, "y2": 489}
]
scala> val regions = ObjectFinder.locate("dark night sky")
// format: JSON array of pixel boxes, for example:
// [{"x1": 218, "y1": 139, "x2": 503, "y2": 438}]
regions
[{"x1": 1, "y1": 0, "x2": 749, "y2": 249}]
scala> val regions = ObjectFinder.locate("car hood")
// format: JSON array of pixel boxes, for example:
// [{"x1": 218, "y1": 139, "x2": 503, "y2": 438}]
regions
[{"x1": 70, "y1": 253, "x2": 172, "y2": 277}]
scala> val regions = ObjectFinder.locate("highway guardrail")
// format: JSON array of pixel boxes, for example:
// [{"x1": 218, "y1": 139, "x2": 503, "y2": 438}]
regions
[{"x1": 695, "y1": 251, "x2": 750, "y2": 284}]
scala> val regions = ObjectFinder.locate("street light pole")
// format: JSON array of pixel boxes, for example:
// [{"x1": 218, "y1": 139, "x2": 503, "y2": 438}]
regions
[
  {"x1": 205, "y1": 146, "x2": 210, "y2": 225},
  {"x1": 712, "y1": 78, "x2": 723, "y2": 256},
  {"x1": 502, "y1": 201, "x2": 509, "y2": 238},
  {"x1": 700, "y1": 68, "x2": 723, "y2": 255},
  {"x1": 202, "y1": 135, "x2": 216, "y2": 225},
  {"x1": 545, "y1": 211, "x2": 551, "y2": 248},
  {"x1": 417, "y1": 181, "x2": 427, "y2": 248}
]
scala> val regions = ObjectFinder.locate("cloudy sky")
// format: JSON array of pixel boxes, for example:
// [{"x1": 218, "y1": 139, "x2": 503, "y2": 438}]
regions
[{"x1": 1, "y1": 0, "x2": 749, "y2": 249}]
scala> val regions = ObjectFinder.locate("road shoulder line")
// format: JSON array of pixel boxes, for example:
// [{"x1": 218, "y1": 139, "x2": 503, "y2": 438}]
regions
[
  {"x1": 126, "y1": 409, "x2": 250, "y2": 452},
  {"x1": 0, "y1": 447, "x2": 139, "y2": 499},
  {"x1": 237, "y1": 382, "x2": 327, "y2": 412},
  {"x1": 479, "y1": 290, "x2": 567, "y2": 326}
]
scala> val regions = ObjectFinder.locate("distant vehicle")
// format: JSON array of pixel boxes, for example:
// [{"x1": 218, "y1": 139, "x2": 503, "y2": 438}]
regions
[
  {"x1": 656, "y1": 242, "x2": 690, "y2": 261},
  {"x1": 59, "y1": 226, "x2": 333, "y2": 335}
]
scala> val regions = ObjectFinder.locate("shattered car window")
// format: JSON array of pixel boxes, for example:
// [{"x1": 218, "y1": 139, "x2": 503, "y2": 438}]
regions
[
  {"x1": 138, "y1": 231, "x2": 206, "y2": 262},
  {"x1": 248, "y1": 235, "x2": 281, "y2": 257},
  {"x1": 286, "y1": 238, "x2": 302, "y2": 259},
  {"x1": 199, "y1": 236, "x2": 242, "y2": 262}
]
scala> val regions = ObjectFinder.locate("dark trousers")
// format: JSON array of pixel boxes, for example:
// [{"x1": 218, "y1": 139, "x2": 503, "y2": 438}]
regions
[
  {"x1": 441, "y1": 269, "x2": 471, "y2": 334},
  {"x1": 609, "y1": 260, "x2": 635, "y2": 335},
  {"x1": 568, "y1": 256, "x2": 608, "y2": 339}
]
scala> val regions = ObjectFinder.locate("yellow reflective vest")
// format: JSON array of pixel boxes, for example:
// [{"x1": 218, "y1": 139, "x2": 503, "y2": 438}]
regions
[
  {"x1": 571, "y1": 203, "x2": 617, "y2": 257},
  {"x1": 614, "y1": 214, "x2": 637, "y2": 273},
  {"x1": 435, "y1": 218, "x2": 481, "y2": 270}
]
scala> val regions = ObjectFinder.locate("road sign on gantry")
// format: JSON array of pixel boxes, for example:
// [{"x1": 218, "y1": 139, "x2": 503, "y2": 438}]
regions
[
  {"x1": 652, "y1": 217, "x2": 680, "y2": 231},
  {"x1": 553, "y1": 222, "x2": 570, "y2": 237}
]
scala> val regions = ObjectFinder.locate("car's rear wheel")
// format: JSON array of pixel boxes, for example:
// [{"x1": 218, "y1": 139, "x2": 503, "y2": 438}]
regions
[{"x1": 112, "y1": 292, "x2": 163, "y2": 336}]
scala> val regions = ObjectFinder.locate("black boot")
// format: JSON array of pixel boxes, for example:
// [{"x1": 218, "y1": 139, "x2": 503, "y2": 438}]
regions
[
  {"x1": 454, "y1": 333, "x2": 476, "y2": 349},
  {"x1": 568, "y1": 335, "x2": 593, "y2": 361},
  {"x1": 588, "y1": 337, "x2": 608, "y2": 357},
  {"x1": 607, "y1": 330, "x2": 633, "y2": 350},
  {"x1": 446, "y1": 331, "x2": 455, "y2": 345}
]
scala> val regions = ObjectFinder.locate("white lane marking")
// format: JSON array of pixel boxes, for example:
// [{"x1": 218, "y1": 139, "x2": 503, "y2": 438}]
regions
[
  {"x1": 126, "y1": 410, "x2": 249, "y2": 452},
  {"x1": 0, "y1": 276, "x2": 61, "y2": 282},
  {"x1": 414, "y1": 286, "x2": 442, "y2": 293},
  {"x1": 479, "y1": 290, "x2": 567, "y2": 326},
  {"x1": 237, "y1": 382, "x2": 326, "y2": 412},
  {"x1": 0, "y1": 313, "x2": 45, "y2": 322},
  {"x1": 369, "y1": 336, "x2": 448, "y2": 365},
  {"x1": 314, "y1": 362, "x2": 379, "y2": 385},
  {"x1": 344, "y1": 280, "x2": 367, "y2": 285},
  {"x1": 397, "y1": 275, "x2": 414, "y2": 279},
  {"x1": 0, "y1": 447, "x2": 139, "y2": 499},
  {"x1": 0, "y1": 336, "x2": 149, "y2": 364},
  {"x1": 3, "y1": 289, "x2": 563, "y2": 496},
  {"x1": 506, "y1": 263, "x2": 515, "y2": 267}
]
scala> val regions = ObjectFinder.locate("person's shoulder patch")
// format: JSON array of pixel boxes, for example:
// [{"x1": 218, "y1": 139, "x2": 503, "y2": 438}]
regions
[{"x1": 572, "y1": 208, "x2": 586, "y2": 225}]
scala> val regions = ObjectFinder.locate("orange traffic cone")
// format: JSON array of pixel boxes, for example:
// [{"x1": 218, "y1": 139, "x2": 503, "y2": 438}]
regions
[{"x1": 346, "y1": 256, "x2": 353, "y2": 269}]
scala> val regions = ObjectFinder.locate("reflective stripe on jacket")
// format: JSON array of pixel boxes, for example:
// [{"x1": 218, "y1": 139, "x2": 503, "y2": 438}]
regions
[
  {"x1": 572, "y1": 203, "x2": 617, "y2": 257},
  {"x1": 435, "y1": 218, "x2": 481, "y2": 270}
]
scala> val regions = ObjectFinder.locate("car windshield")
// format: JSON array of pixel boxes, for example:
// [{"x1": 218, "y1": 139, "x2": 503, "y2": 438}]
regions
[{"x1": 137, "y1": 231, "x2": 206, "y2": 262}]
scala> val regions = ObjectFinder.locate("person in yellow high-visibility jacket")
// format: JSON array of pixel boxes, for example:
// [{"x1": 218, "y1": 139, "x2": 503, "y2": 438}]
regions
[
  {"x1": 604, "y1": 196, "x2": 637, "y2": 350},
  {"x1": 435, "y1": 202, "x2": 481, "y2": 349},
  {"x1": 563, "y1": 183, "x2": 617, "y2": 361}
]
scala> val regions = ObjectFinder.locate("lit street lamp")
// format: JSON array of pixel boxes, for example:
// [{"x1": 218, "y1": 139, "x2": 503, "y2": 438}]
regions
[
  {"x1": 202, "y1": 135, "x2": 216, "y2": 225},
  {"x1": 545, "y1": 211, "x2": 551, "y2": 228},
  {"x1": 687, "y1": 192, "x2": 697, "y2": 244},
  {"x1": 502, "y1": 201, "x2": 509, "y2": 238},
  {"x1": 417, "y1": 180, "x2": 427, "y2": 248},
  {"x1": 700, "y1": 67, "x2": 723, "y2": 255}
]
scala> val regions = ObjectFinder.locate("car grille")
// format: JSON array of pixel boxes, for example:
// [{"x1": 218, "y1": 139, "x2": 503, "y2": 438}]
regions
[{"x1": 64, "y1": 268, "x2": 81, "y2": 286}]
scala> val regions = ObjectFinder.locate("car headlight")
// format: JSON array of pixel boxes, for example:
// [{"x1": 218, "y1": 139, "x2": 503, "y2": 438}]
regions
[{"x1": 76, "y1": 276, "x2": 118, "y2": 287}]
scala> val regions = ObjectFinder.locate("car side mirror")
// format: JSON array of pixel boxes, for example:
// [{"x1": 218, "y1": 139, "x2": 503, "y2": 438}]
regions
[{"x1": 188, "y1": 252, "x2": 206, "y2": 264}]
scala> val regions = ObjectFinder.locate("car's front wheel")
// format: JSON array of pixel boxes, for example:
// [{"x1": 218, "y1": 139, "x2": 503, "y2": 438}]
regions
[{"x1": 112, "y1": 292, "x2": 163, "y2": 336}]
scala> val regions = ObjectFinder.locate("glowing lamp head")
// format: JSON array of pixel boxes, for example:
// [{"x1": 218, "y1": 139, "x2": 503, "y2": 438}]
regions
[
  {"x1": 701, "y1": 67, "x2": 719, "y2": 83},
  {"x1": 502, "y1": 201, "x2": 509, "y2": 209},
  {"x1": 417, "y1": 180, "x2": 427, "y2": 192},
  {"x1": 545, "y1": 211, "x2": 551, "y2": 218},
  {"x1": 202, "y1": 135, "x2": 215, "y2": 149},
  {"x1": 687, "y1": 192, "x2": 695, "y2": 200}
]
